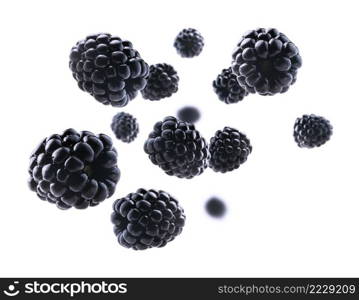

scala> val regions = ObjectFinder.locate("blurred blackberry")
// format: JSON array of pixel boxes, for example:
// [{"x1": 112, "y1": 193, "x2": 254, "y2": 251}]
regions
[
  {"x1": 206, "y1": 197, "x2": 226, "y2": 218},
  {"x1": 294, "y1": 114, "x2": 333, "y2": 148},
  {"x1": 144, "y1": 116, "x2": 209, "y2": 179},
  {"x1": 213, "y1": 68, "x2": 248, "y2": 104},
  {"x1": 69, "y1": 33, "x2": 149, "y2": 107},
  {"x1": 232, "y1": 28, "x2": 302, "y2": 95},
  {"x1": 174, "y1": 28, "x2": 204, "y2": 58},
  {"x1": 141, "y1": 63, "x2": 179, "y2": 100},
  {"x1": 177, "y1": 106, "x2": 200, "y2": 123},
  {"x1": 111, "y1": 188, "x2": 185, "y2": 250},
  {"x1": 209, "y1": 127, "x2": 252, "y2": 173},
  {"x1": 111, "y1": 112, "x2": 139, "y2": 143},
  {"x1": 28, "y1": 129, "x2": 120, "y2": 210}
]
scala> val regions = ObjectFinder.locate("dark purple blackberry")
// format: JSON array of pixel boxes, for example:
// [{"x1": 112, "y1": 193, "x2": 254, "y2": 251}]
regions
[
  {"x1": 174, "y1": 28, "x2": 204, "y2": 58},
  {"x1": 206, "y1": 197, "x2": 226, "y2": 218},
  {"x1": 69, "y1": 33, "x2": 149, "y2": 107},
  {"x1": 294, "y1": 114, "x2": 333, "y2": 148},
  {"x1": 177, "y1": 106, "x2": 201, "y2": 123},
  {"x1": 28, "y1": 129, "x2": 121, "y2": 210},
  {"x1": 111, "y1": 112, "x2": 139, "y2": 143},
  {"x1": 141, "y1": 63, "x2": 179, "y2": 101},
  {"x1": 213, "y1": 68, "x2": 248, "y2": 104},
  {"x1": 144, "y1": 116, "x2": 209, "y2": 179},
  {"x1": 111, "y1": 188, "x2": 185, "y2": 250},
  {"x1": 209, "y1": 127, "x2": 252, "y2": 173},
  {"x1": 231, "y1": 28, "x2": 302, "y2": 95}
]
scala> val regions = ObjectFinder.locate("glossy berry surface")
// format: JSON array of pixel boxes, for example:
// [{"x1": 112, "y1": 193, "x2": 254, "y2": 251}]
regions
[
  {"x1": 232, "y1": 28, "x2": 302, "y2": 95},
  {"x1": 111, "y1": 112, "x2": 139, "y2": 143},
  {"x1": 111, "y1": 188, "x2": 185, "y2": 250},
  {"x1": 69, "y1": 33, "x2": 149, "y2": 107},
  {"x1": 174, "y1": 28, "x2": 204, "y2": 58},
  {"x1": 206, "y1": 197, "x2": 226, "y2": 218},
  {"x1": 294, "y1": 114, "x2": 333, "y2": 148},
  {"x1": 213, "y1": 68, "x2": 248, "y2": 104},
  {"x1": 209, "y1": 127, "x2": 252, "y2": 173},
  {"x1": 28, "y1": 129, "x2": 120, "y2": 209},
  {"x1": 144, "y1": 116, "x2": 209, "y2": 179},
  {"x1": 141, "y1": 63, "x2": 179, "y2": 100},
  {"x1": 177, "y1": 106, "x2": 201, "y2": 123}
]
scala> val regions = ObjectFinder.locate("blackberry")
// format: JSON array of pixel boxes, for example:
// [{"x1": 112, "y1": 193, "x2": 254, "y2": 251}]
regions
[
  {"x1": 111, "y1": 112, "x2": 139, "y2": 143},
  {"x1": 174, "y1": 28, "x2": 204, "y2": 58},
  {"x1": 144, "y1": 116, "x2": 209, "y2": 179},
  {"x1": 209, "y1": 127, "x2": 252, "y2": 173},
  {"x1": 213, "y1": 68, "x2": 248, "y2": 104},
  {"x1": 231, "y1": 28, "x2": 302, "y2": 95},
  {"x1": 111, "y1": 188, "x2": 185, "y2": 250},
  {"x1": 141, "y1": 63, "x2": 179, "y2": 101},
  {"x1": 294, "y1": 114, "x2": 333, "y2": 148},
  {"x1": 177, "y1": 106, "x2": 201, "y2": 123},
  {"x1": 28, "y1": 129, "x2": 121, "y2": 210},
  {"x1": 69, "y1": 33, "x2": 149, "y2": 107},
  {"x1": 206, "y1": 197, "x2": 226, "y2": 218}
]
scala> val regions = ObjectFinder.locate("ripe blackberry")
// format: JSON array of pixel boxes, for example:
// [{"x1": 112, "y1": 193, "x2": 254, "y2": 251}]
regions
[
  {"x1": 294, "y1": 114, "x2": 333, "y2": 148},
  {"x1": 144, "y1": 116, "x2": 209, "y2": 179},
  {"x1": 177, "y1": 106, "x2": 201, "y2": 123},
  {"x1": 28, "y1": 129, "x2": 121, "y2": 210},
  {"x1": 206, "y1": 197, "x2": 226, "y2": 218},
  {"x1": 209, "y1": 127, "x2": 252, "y2": 173},
  {"x1": 231, "y1": 28, "x2": 302, "y2": 95},
  {"x1": 174, "y1": 28, "x2": 204, "y2": 58},
  {"x1": 111, "y1": 188, "x2": 185, "y2": 250},
  {"x1": 213, "y1": 68, "x2": 248, "y2": 104},
  {"x1": 141, "y1": 63, "x2": 179, "y2": 101},
  {"x1": 69, "y1": 33, "x2": 149, "y2": 107},
  {"x1": 111, "y1": 112, "x2": 139, "y2": 143}
]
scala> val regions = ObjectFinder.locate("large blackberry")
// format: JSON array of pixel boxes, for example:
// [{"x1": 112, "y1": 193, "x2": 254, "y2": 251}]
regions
[
  {"x1": 294, "y1": 114, "x2": 333, "y2": 148},
  {"x1": 174, "y1": 28, "x2": 204, "y2": 58},
  {"x1": 111, "y1": 112, "x2": 139, "y2": 143},
  {"x1": 231, "y1": 28, "x2": 302, "y2": 95},
  {"x1": 177, "y1": 106, "x2": 201, "y2": 123},
  {"x1": 141, "y1": 63, "x2": 179, "y2": 101},
  {"x1": 111, "y1": 188, "x2": 185, "y2": 250},
  {"x1": 28, "y1": 129, "x2": 120, "y2": 210},
  {"x1": 213, "y1": 68, "x2": 248, "y2": 104},
  {"x1": 144, "y1": 116, "x2": 209, "y2": 179},
  {"x1": 69, "y1": 33, "x2": 149, "y2": 107},
  {"x1": 209, "y1": 127, "x2": 252, "y2": 173}
]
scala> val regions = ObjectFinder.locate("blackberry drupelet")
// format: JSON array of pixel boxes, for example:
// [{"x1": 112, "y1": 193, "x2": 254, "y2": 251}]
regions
[
  {"x1": 111, "y1": 112, "x2": 139, "y2": 143},
  {"x1": 111, "y1": 188, "x2": 185, "y2": 250},
  {"x1": 213, "y1": 68, "x2": 248, "y2": 104},
  {"x1": 294, "y1": 114, "x2": 333, "y2": 148},
  {"x1": 231, "y1": 28, "x2": 302, "y2": 95},
  {"x1": 144, "y1": 116, "x2": 209, "y2": 179},
  {"x1": 206, "y1": 197, "x2": 226, "y2": 218},
  {"x1": 177, "y1": 106, "x2": 201, "y2": 123},
  {"x1": 28, "y1": 129, "x2": 121, "y2": 210},
  {"x1": 69, "y1": 33, "x2": 149, "y2": 107},
  {"x1": 141, "y1": 63, "x2": 179, "y2": 101},
  {"x1": 174, "y1": 28, "x2": 204, "y2": 58},
  {"x1": 209, "y1": 127, "x2": 252, "y2": 173}
]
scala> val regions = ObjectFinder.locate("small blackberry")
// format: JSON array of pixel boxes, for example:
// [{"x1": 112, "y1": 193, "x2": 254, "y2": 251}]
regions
[
  {"x1": 111, "y1": 112, "x2": 139, "y2": 143},
  {"x1": 177, "y1": 106, "x2": 201, "y2": 123},
  {"x1": 144, "y1": 116, "x2": 209, "y2": 179},
  {"x1": 209, "y1": 127, "x2": 252, "y2": 173},
  {"x1": 69, "y1": 33, "x2": 149, "y2": 107},
  {"x1": 111, "y1": 188, "x2": 185, "y2": 250},
  {"x1": 206, "y1": 197, "x2": 226, "y2": 218},
  {"x1": 174, "y1": 28, "x2": 204, "y2": 58},
  {"x1": 294, "y1": 114, "x2": 333, "y2": 148},
  {"x1": 28, "y1": 129, "x2": 121, "y2": 209},
  {"x1": 213, "y1": 68, "x2": 248, "y2": 104},
  {"x1": 232, "y1": 28, "x2": 302, "y2": 95}
]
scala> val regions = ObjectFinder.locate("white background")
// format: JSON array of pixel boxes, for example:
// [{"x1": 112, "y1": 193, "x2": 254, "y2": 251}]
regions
[{"x1": 0, "y1": 0, "x2": 358, "y2": 277}]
